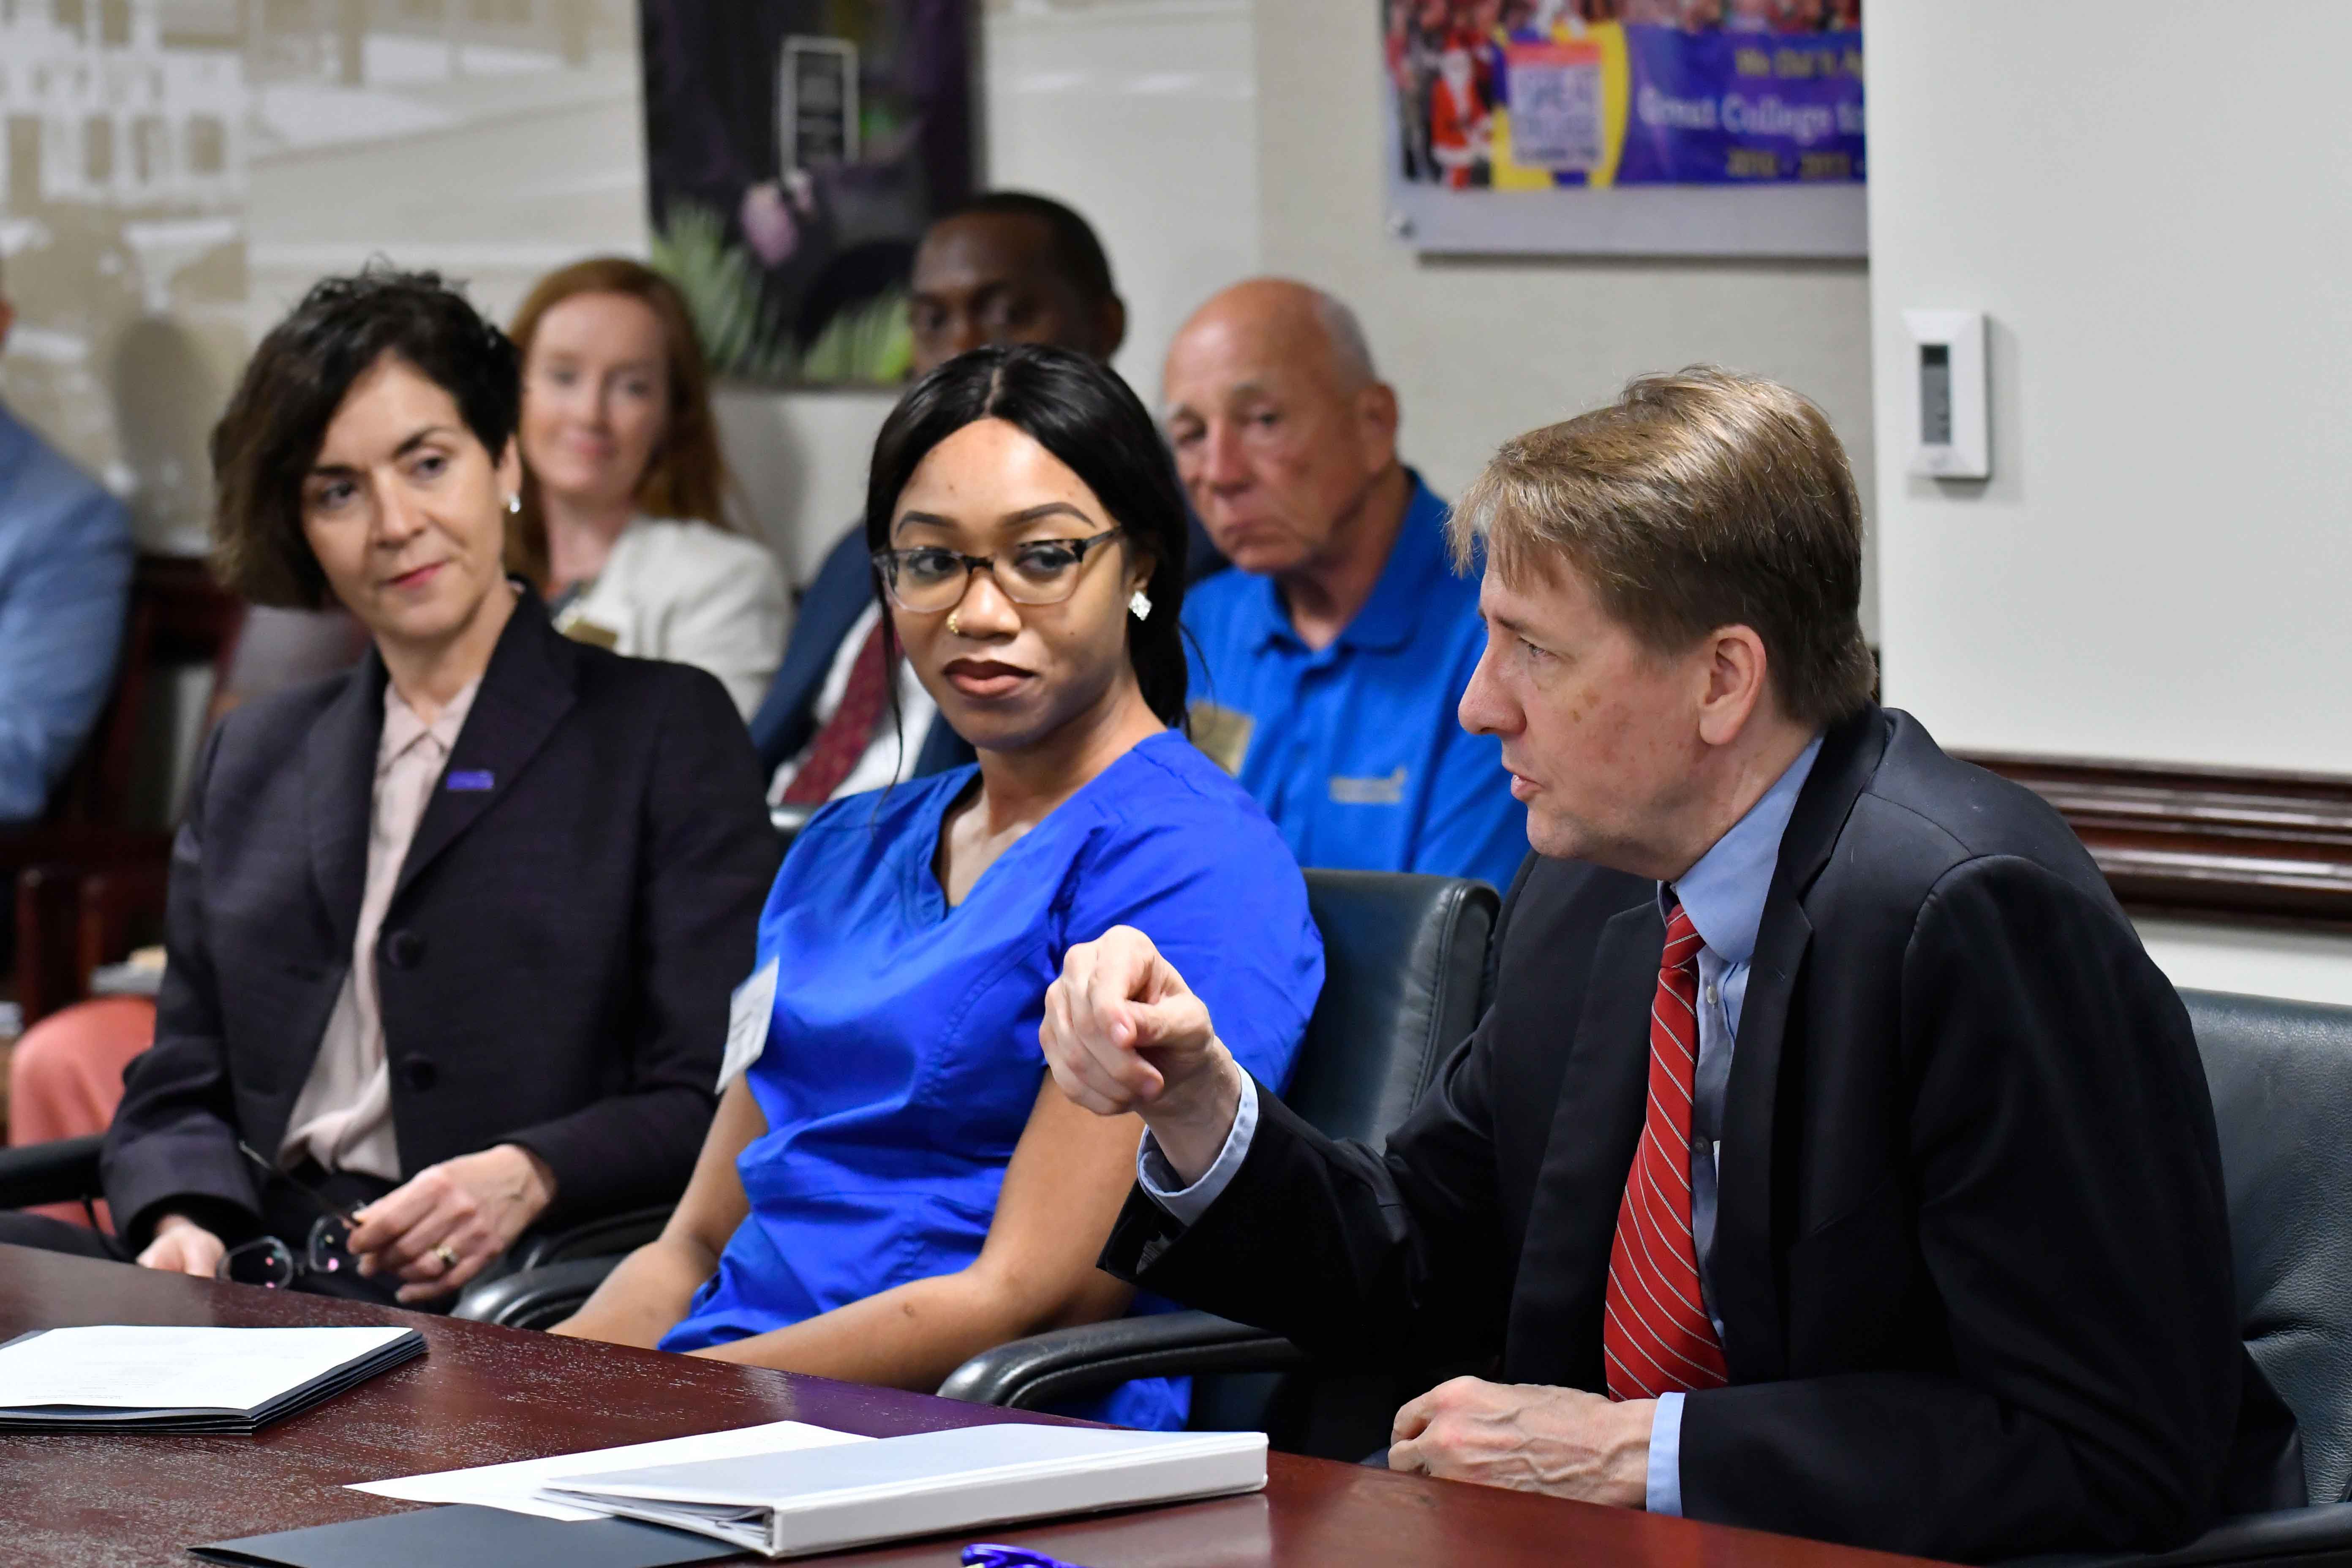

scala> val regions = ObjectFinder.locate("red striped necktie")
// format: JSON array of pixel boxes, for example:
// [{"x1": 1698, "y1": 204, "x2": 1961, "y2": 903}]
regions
[
  {"x1": 781, "y1": 619, "x2": 892, "y2": 806},
  {"x1": 1602, "y1": 900, "x2": 1730, "y2": 1401}
]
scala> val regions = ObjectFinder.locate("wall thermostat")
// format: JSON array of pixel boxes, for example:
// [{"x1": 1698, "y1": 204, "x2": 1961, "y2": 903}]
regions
[{"x1": 1902, "y1": 309, "x2": 1989, "y2": 480}]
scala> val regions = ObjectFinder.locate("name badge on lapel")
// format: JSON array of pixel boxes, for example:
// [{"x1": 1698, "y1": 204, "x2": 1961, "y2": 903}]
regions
[{"x1": 445, "y1": 770, "x2": 495, "y2": 792}]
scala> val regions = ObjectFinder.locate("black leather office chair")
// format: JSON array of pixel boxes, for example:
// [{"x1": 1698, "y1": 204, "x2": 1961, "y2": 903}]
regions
[
  {"x1": 2193, "y1": 990, "x2": 2352, "y2": 1508},
  {"x1": 2017, "y1": 987, "x2": 2352, "y2": 1568},
  {"x1": 936, "y1": 868, "x2": 1500, "y2": 1456}
]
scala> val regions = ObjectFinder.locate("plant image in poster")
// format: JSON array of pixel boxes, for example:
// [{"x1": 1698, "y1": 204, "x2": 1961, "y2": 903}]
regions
[
  {"x1": 638, "y1": 0, "x2": 973, "y2": 386},
  {"x1": 1385, "y1": 0, "x2": 1862, "y2": 194}
]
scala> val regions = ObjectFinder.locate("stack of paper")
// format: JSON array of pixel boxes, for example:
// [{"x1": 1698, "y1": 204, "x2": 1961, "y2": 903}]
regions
[
  {"x1": 352, "y1": 1420, "x2": 874, "y2": 1519},
  {"x1": 0, "y1": 1324, "x2": 424, "y2": 1433},
  {"x1": 538, "y1": 1424, "x2": 1269, "y2": 1560}
]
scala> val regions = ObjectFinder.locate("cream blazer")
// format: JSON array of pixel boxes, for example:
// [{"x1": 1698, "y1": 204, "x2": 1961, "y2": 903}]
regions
[{"x1": 554, "y1": 518, "x2": 789, "y2": 719}]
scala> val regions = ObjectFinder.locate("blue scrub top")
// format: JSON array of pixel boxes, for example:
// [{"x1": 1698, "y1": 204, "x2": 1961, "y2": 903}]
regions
[
  {"x1": 1181, "y1": 471, "x2": 1527, "y2": 893},
  {"x1": 659, "y1": 730, "x2": 1323, "y2": 1431}
]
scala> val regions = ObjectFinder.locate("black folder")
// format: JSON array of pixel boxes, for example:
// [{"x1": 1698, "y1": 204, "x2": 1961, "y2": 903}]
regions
[
  {"x1": 0, "y1": 1326, "x2": 425, "y2": 1434},
  {"x1": 189, "y1": 1505, "x2": 743, "y2": 1568}
]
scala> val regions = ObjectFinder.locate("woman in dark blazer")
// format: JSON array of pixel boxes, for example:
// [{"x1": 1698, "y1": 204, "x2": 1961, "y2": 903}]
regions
[{"x1": 0, "y1": 269, "x2": 776, "y2": 1305}]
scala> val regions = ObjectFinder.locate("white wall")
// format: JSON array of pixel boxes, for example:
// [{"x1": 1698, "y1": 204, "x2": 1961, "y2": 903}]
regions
[
  {"x1": 1251, "y1": 0, "x2": 1878, "y2": 631},
  {"x1": 1867, "y1": 0, "x2": 2352, "y2": 1004},
  {"x1": 2136, "y1": 919, "x2": 2352, "y2": 1010},
  {"x1": 713, "y1": 387, "x2": 896, "y2": 584},
  {"x1": 1867, "y1": 2, "x2": 2352, "y2": 769},
  {"x1": 987, "y1": 0, "x2": 1259, "y2": 401},
  {"x1": 236, "y1": 18, "x2": 895, "y2": 580}
]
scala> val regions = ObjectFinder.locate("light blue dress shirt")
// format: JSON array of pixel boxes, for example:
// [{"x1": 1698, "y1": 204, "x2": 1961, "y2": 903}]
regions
[
  {"x1": 0, "y1": 403, "x2": 133, "y2": 822},
  {"x1": 1642, "y1": 732, "x2": 1820, "y2": 1515},
  {"x1": 1142, "y1": 734, "x2": 1823, "y2": 1513}
]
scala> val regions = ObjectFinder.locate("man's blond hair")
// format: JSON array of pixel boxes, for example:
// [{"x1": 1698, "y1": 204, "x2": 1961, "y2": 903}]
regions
[{"x1": 1450, "y1": 366, "x2": 1874, "y2": 726}]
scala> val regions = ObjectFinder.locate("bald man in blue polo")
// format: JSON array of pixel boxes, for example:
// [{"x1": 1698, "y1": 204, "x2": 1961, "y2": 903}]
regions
[{"x1": 1163, "y1": 279, "x2": 1524, "y2": 890}]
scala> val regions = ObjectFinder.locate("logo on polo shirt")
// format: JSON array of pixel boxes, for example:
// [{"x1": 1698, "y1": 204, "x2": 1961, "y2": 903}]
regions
[
  {"x1": 1188, "y1": 701, "x2": 1255, "y2": 776},
  {"x1": 1329, "y1": 767, "x2": 1407, "y2": 806}
]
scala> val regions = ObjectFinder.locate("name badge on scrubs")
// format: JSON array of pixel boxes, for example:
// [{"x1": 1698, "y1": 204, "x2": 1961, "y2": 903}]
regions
[{"x1": 719, "y1": 957, "x2": 780, "y2": 1090}]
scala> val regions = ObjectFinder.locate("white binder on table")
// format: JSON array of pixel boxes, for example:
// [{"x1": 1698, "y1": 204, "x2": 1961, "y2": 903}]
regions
[{"x1": 538, "y1": 1423, "x2": 1268, "y2": 1560}]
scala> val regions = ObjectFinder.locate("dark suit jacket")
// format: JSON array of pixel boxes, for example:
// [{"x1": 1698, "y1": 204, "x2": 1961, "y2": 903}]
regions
[
  {"x1": 1105, "y1": 705, "x2": 2300, "y2": 1562},
  {"x1": 102, "y1": 594, "x2": 779, "y2": 1250}
]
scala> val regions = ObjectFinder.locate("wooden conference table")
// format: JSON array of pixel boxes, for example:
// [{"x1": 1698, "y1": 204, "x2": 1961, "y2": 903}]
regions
[{"x1": 0, "y1": 1245, "x2": 1945, "y2": 1567}]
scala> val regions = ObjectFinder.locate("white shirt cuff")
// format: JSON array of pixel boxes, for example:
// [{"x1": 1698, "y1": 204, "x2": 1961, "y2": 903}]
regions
[
  {"x1": 1135, "y1": 1073, "x2": 1260, "y2": 1227},
  {"x1": 1646, "y1": 1391, "x2": 1685, "y2": 1515}
]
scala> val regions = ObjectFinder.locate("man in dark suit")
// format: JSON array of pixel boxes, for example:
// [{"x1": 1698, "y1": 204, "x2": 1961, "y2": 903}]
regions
[
  {"x1": 1040, "y1": 368, "x2": 2300, "y2": 1561},
  {"x1": 749, "y1": 191, "x2": 1220, "y2": 801}
]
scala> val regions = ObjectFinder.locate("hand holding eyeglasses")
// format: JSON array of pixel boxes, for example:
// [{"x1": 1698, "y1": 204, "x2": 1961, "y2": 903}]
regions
[
  {"x1": 345, "y1": 1143, "x2": 558, "y2": 1303},
  {"x1": 182, "y1": 1141, "x2": 559, "y2": 1302}
]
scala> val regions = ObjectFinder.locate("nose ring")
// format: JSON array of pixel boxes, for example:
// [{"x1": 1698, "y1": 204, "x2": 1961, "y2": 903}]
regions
[{"x1": 946, "y1": 611, "x2": 962, "y2": 637}]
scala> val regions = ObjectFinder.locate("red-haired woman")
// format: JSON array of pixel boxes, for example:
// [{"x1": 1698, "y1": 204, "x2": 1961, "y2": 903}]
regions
[{"x1": 510, "y1": 257, "x2": 787, "y2": 718}]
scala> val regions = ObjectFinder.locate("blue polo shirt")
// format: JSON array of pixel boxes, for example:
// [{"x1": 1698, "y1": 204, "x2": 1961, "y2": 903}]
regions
[{"x1": 1181, "y1": 471, "x2": 1527, "y2": 891}]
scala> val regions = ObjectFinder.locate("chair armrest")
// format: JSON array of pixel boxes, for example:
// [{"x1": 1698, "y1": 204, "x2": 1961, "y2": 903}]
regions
[
  {"x1": 0, "y1": 1135, "x2": 104, "y2": 1210},
  {"x1": 509, "y1": 1204, "x2": 674, "y2": 1271},
  {"x1": 451, "y1": 1256, "x2": 626, "y2": 1330},
  {"x1": 935, "y1": 1310, "x2": 1306, "y2": 1411},
  {"x1": 2014, "y1": 1500, "x2": 2352, "y2": 1568}
]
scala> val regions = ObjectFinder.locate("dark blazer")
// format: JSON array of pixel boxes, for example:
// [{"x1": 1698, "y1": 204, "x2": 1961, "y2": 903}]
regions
[
  {"x1": 102, "y1": 593, "x2": 779, "y2": 1250},
  {"x1": 1105, "y1": 705, "x2": 2300, "y2": 1562},
  {"x1": 747, "y1": 522, "x2": 971, "y2": 784}
]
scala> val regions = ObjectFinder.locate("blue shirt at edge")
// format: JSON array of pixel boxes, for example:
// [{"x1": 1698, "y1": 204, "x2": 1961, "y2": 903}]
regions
[
  {"x1": 0, "y1": 402, "x2": 133, "y2": 823},
  {"x1": 1180, "y1": 470, "x2": 1527, "y2": 893}
]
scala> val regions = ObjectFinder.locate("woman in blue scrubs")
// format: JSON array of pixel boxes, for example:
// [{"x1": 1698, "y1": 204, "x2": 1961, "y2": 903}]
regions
[{"x1": 555, "y1": 345, "x2": 1323, "y2": 1429}]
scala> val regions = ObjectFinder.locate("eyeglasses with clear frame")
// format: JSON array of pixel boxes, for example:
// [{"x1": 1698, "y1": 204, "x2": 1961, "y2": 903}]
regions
[
  {"x1": 215, "y1": 1141, "x2": 365, "y2": 1290},
  {"x1": 870, "y1": 530, "x2": 1124, "y2": 615}
]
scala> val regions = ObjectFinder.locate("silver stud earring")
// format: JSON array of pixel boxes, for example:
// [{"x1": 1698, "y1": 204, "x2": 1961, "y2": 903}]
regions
[
  {"x1": 1128, "y1": 590, "x2": 1153, "y2": 622},
  {"x1": 505, "y1": 493, "x2": 521, "y2": 515}
]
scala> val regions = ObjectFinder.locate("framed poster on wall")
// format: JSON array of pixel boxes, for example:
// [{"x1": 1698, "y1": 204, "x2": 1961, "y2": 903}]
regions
[
  {"x1": 639, "y1": 0, "x2": 975, "y2": 386},
  {"x1": 1382, "y1": 0, "x2": 1865, "y2": 258}
]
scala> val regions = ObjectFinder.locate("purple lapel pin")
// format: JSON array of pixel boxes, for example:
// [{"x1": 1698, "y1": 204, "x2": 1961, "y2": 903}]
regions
[{"x1": 445, "y1": 770, "x2": 495, "y2": 792}]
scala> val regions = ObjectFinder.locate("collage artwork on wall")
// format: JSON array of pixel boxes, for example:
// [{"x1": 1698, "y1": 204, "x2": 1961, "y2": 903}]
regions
[
  {"x1": 1383, "y1": 0, "x2": 1866, "y2": 258},
  {"x1": 637, "y1": 0, "x2": 974, "y2": 388}
]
